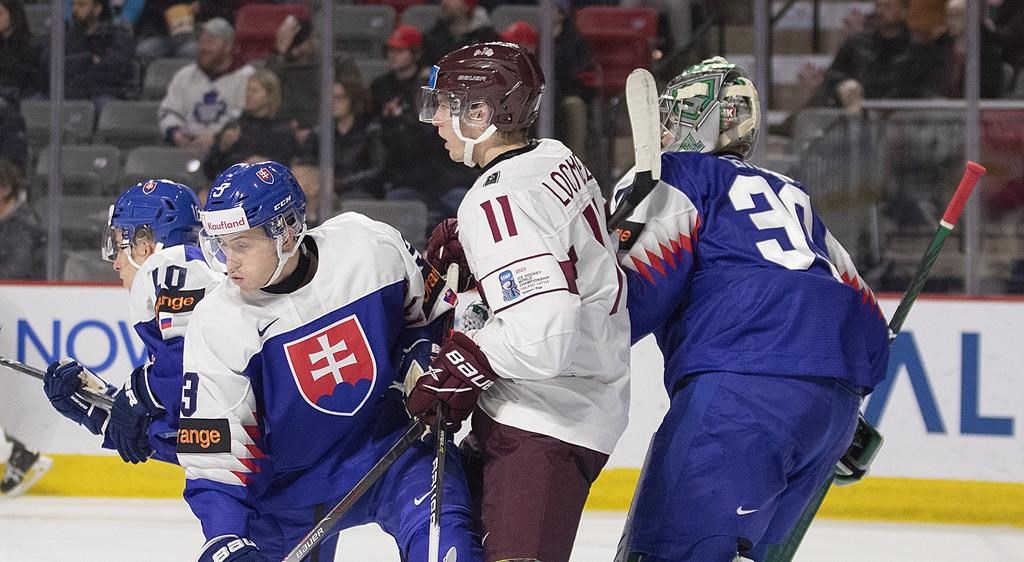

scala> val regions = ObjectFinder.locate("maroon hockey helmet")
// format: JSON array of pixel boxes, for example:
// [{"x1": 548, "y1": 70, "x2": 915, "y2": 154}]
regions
[{"x1": 419, "y1": 41, "x2": 546, "y2": 133}]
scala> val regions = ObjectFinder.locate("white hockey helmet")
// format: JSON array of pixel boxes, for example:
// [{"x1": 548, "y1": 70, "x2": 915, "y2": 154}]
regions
[{"x1": 660, "y1": 56, "x2": 760, "y2": 158}]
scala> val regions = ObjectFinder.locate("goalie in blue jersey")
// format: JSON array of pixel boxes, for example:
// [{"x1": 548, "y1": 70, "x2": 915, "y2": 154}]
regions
[{"x1": 613, "y1": 57, "x2": 891, "y2": 561}]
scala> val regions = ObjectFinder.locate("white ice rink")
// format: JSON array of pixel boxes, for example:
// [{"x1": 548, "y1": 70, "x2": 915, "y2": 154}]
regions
[{"x1": 2, "y1": 497, "x2": 1024, "y2": 561}]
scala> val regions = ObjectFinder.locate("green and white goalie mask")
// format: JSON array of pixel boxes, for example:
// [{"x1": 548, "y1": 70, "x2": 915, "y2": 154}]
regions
[{"x1": 660, "y1": 56, "x2": 760, "y2": 158}]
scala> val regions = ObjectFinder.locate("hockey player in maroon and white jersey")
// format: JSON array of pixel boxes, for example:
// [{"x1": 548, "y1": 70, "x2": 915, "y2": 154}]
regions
[{"x1": 407, "y1": 42, "x2": 631, "y2": 562}]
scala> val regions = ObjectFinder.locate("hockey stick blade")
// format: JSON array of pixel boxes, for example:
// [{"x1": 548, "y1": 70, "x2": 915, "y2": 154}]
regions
[
  {"x1": 282, "y1": 420, "x2": 429, "y2": 562},
  {"x1": 765, "y1": 161, "x2": 986, "y2": 562},
  {"x1": 0, "y1": 353, "x2": 115, "y2": 409},
  {"x1": 608, "y1": 68, "x2": 662, "y2": 232}
]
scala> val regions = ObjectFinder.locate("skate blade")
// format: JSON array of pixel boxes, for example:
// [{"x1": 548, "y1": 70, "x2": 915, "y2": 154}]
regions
[{"x1": 2, "y1": 455, "x2": 53, "y2": 498}]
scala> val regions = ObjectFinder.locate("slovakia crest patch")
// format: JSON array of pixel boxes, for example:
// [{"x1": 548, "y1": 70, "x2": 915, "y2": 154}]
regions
[
  {"x1": 284, "y1": 315, "x2": 377, "y2": 416},
  {"x1": 256, "y1": 167, "x2": 275, "y2": 184}
]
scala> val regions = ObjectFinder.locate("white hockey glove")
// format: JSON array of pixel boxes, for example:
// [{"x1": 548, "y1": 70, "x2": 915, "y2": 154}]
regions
[{"x1": 458, "y1": 301, "x2": 491, "y2": 332}]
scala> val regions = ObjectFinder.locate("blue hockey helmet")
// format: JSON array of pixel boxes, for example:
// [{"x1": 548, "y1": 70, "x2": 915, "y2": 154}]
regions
[
  {"x1": 102, "y1": 179, "x2": 201, "y2": 265},
  {"x1": 200, "y1": 161, "x2": 307, "y2": 284}
]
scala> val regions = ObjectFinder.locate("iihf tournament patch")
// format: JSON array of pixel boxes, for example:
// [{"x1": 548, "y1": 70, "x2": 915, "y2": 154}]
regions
[
  {"x1": 177, "y1": 418, "x2": 231, "y2": 454},
  {"x1": 484, "y1": 172, "x2": 500, "y2": 186},
  {"x1": 616, "y1": 220, "x2": 646, "y2": 252}
]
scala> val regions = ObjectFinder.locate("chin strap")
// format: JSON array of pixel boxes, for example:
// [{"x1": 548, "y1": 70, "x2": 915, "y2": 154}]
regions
[
  {"x1": 124, "y1": 242, "x2": 164, "y2": 270},
  {"x1": 452, "y1": 118, "x2": 497, "y2": 167},
  {"x1": 261, "y1": 225, "x2": 307, "y2": 289}
]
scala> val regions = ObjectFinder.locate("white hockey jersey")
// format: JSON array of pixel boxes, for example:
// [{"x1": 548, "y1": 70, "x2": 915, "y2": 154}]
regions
[
  {"x1": 158, "y1": 63, "x2": 255, "y2": 140},
  {"x1": 178, "y1": 214, "x2": 432, "y2": 539},
  {"x1": 459, "y1": 138, "x2": 631, "y2": 454},
  {"x1": 125, "y1": 244, "x2": 221, "y2": 462}
]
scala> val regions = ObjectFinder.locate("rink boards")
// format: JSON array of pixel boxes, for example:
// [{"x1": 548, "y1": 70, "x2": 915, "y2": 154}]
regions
[{"x1": 2, "y1": 283, "x2": 1023, "y2": 526}]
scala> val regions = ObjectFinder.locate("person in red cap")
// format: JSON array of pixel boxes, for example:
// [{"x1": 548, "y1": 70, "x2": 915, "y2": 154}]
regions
[
  {"x1": 499, "y1": 20, "x2": 539, "y2": 53},
  {"x1": 423, "y1": 0, "x2": 499, "y2": 69}
]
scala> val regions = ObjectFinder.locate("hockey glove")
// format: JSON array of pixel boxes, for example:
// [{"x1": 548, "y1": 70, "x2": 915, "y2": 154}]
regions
[
  {"x1": 43, "y1": 359, "x2": 116, "y2": 435},
  {"x1": 198, "y1": 535, "x2": 266, "y2": 562},
  {"x1": 107, "y1": 365, "x2": 162, "y2": 464},
  {"x1": 406, "y1": 331, "x2": 497, "y2": 431},
  {"x1": 425, "y1": 218, "x2": 475, "y2": 292},
  {"x1": 459, "y1": 300, "x2": 491, "y2": 332},
  {"x1": 399, "y1": 337, "x2": 441, "y2": 398}
]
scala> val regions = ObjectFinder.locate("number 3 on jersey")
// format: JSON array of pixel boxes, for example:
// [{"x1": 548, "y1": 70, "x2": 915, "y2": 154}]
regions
[{"x1": 729, "y1": 176, "x2": 817, "y2": 270}]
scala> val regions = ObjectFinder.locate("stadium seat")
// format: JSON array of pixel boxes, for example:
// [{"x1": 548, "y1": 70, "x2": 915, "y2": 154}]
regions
[
  {"x1": 63, "y1": 249, "x2": 119, "y2": 282},
  {"x1": 20, "y1": 100, "x2": 95, "y2": 148},
  {"x1": 491, "y1": 5, "x2": 542, "y2": 33},
  {"x1": 34, "y1": 145, "x2": 122, "y2": 196},
  {"x1": 234, "y1": 3, "x2": 311, "y2": 64},
  {"x1": 122, "y1": 146, "x2": 206, "y2": 191},
  {"x1": 143, "y1": 58, "x2": 192, "y2": 100},
  {"x1": 576, "y1": 6, "x2": 657, "y2": 95},
  {"x1": 335, "y1": 4, "x2": 396, "y2": 58},
  {"x1": 361, "y1": 0, "x2": 426, "y2": 18},
  {"x1": 94, "y1": 100, "x2": 163, "y2": 150},
  {"x1": 341, "y1": 199, "x2": 428, "y2": 250},
  {"x1": 33, "y1": 195, "x2": 114, "y2": 254},
  {"x1": 399, "y1": 4, "x2": 441, "y2": 32},
  {"x1": 355, "y1": 58, "x2": 390, "y2": 84}
]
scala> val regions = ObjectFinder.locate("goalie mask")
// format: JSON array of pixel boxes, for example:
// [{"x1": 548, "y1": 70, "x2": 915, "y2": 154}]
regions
[
  {"x1": 200, "y1": 161, "x2": 307, "y2": 288},
  {"x1": 661, "y1": 56, "x2": 760, "y2": 158},
  {"x1": 419, "y1": 41, "x2": 545, "y2": 166},
  {"x1": 102, "y1": 179, "x2": 201, "y2": 268}
]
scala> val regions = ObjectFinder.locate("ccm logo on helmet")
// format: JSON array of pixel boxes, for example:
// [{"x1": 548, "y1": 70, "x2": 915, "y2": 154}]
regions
[
  {"x1": 256, "y1": 167, "x2": 275, "y2": 184},
  {"x1": 176, "y1": 418, "x2": 231, "y2": 453},
  {"x1": 273, "y1": 195, "x2": 292, "y2": 211}
]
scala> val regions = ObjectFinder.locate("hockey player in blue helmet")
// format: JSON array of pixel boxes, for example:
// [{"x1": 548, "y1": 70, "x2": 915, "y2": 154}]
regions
[
  {"x1": 43, "y1": 179, "x2": 222, "y2": 466},
  {"x1": 182, "y1": 161, "x2": 482, "y2": 562},
  {"x1": 612, "y1": 57, "x2": 890, "y2": 561}
]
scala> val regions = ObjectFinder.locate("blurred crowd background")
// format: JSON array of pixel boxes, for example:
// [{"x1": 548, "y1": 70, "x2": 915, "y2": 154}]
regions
[{"x1": 0, "y1": 0, "x2": 1021, "y2": 294}]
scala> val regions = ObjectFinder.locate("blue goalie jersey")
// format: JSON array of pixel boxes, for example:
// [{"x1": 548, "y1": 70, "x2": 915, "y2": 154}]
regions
[{"x1": 614, "y1": 152, "x2": 890, "y2": 394}]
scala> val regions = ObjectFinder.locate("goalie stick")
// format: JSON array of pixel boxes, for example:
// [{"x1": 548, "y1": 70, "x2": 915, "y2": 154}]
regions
[
  {"x1": 764, "y1": 161, "x2": 987, "y2": 562},
  {"x1": 282, "y1": 264, "x2": 460, "y2": 562},
  {"x1": 608, "y1": 68, "x2": 662, "y2": 232},
  {"x1": 0, "y1": 353, "x2": 115, "y2": 410}
]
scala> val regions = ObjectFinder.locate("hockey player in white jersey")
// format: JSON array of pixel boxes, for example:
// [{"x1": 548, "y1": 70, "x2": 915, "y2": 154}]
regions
[
  {"x1": 43, "y1": 180, "x2": 221, "y2": 465},
  {"x1": 408, "y1": 42, "x2": 631, "y2": 562},
  {"x1": 180, "y1": 161, "x2": 481, "y2": 562}
]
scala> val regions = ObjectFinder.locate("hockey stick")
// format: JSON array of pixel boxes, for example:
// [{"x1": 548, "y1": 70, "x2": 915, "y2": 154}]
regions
[
  {"x1": 0, "y1": 353, "x2": 115, "y2": 409},
  {"x1": 764, "y1": 160, "x2": 987, "y2": 562},
  {"x1": 282, "y1": 419, "x2": 429, "y2": 562},
  {"x1": 428, "y1": 263, "x2": 458, "y2": 562},
  {"x1": 608, "y1": 68, "x2": 662, "y2": 232}
]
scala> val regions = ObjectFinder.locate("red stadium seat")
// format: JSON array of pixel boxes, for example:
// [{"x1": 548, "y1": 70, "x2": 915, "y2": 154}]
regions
[
  {"x1": 234, "y1": 3, "x2": 311, "y2": 64},
  {"x1": 575, "y1": 7, "x2": 657, "y2": 96},
  {"x1": 360, "y1": 0, "x2": 427, "y2": 18}
]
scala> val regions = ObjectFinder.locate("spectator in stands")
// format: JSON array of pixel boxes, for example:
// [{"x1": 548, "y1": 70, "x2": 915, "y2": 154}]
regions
[
  {"x1": 202, "y1": 68, "x2": 301, "y2": 180},
  {"x1": 423, "y1": 0, "x2": 499, "y2": 66},
  {"x1": 264, "y1": 15, "x2": 363, "y2": 144},
  {"x1": 0, "y1": 158, "x2": 45, "y2": 280},
  {"x1": 932, "y1": 0, "x2": 1003, "y2": 97},
  {"x1": 160, "y1": 17, "x2": 254, "y2": 150},
  {"x1": 128, "y1": 0, "x2": 199, "y2": 66},
  {"x1": 289, "y1": 155, "x2": 324, "y2": 226},
  {"x1": 990, "y1": 0, "x2": 1024, "y2": 87},
  {"x1": 45, "y1": 0, "x2": 136, "y2": 114},
  {"x1": 0, "y1": 94, "x2": 27, "y2": 175},
  {"x1": 0, "y1": 0, "x2": 41, "y2": 100},
  {"x1": 372, "y1": 24, "x2": 476, "y2": 221},
  {"x1": 300, "y1": 73, "x2": 385, "y2": 200},
  {"x1": 821, "y1": 0, "x2": 938, "y2": 111}
]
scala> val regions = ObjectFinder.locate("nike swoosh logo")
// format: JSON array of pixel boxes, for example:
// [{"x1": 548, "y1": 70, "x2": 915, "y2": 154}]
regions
[
  {"x1": 257, "y1": 318, "x2": 280, "y2": 337},
  {"x1": 736, "y1": 507, "x2": 758, "y2": 515},
  {"x1": 413, "y1": 490, "x2": 431, "y2": 506}
]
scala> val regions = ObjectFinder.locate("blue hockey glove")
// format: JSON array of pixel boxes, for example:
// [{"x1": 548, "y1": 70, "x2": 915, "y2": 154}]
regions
[
  {"x1": 198, "y1": 535, "x2": 266, "y2": 562},
  {"x1": 107, "y1": 365, "x2": 162, "y2": 464},
  {"x1": 399, "y1": 338, "x2": 440, "y2": 397},
  {"x1": 43, "y1": 359, "x2": 115, "y2": 435}
]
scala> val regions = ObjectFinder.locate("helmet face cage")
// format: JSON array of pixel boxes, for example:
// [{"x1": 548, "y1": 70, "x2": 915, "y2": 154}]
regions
[{"x1": 661, "y1": 57, "x2": 760, "y2": 158}]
